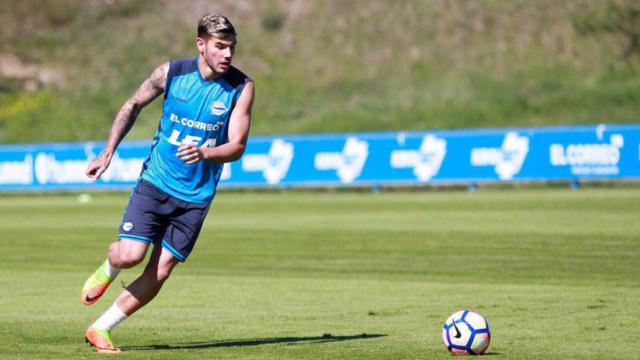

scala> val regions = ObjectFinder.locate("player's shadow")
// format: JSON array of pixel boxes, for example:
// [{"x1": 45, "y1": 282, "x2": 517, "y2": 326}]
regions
[{"x1": 121, "y1": 333, "x2": 386, "y2": 351}]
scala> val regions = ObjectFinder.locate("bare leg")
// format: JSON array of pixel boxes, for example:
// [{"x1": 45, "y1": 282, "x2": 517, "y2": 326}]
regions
[
  {"x1": 81, "y1": 239, "x2": 150, "y2": 306},
  {"x1": 84, "y1": 240, "x2": 164, "y2": 352},
  {"x1": 114, "y1": 244, "x2": 180, "y2": 316}
]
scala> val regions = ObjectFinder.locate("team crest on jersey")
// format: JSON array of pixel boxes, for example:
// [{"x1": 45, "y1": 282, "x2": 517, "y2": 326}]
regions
[{"x1": 210, "y1": 101, "x2": 228, "y2": 116}]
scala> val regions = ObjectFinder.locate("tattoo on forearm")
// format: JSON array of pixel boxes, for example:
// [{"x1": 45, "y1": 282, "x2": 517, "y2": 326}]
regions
[{"x1": 105, "y1": 101, "x2": 138, "y2": 151}]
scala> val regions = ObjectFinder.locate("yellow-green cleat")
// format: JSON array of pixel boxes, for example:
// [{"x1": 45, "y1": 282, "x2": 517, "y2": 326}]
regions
[{"x1": 81, "y1": 262, "x2": 114, "y2": 306}]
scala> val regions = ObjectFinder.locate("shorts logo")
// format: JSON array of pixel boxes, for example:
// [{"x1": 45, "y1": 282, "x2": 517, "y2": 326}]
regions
[
  {"x1": 210, "y1": 101, "x2": 228, "y2": 116},
  {"x1": 123, "y1": 222, "x2": 133, "y2": 232}
]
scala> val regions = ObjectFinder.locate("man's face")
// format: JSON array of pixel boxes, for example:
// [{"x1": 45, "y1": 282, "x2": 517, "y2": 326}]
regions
[{"x1": 197, "y1": 35, "x2": 236, "y2": 75}]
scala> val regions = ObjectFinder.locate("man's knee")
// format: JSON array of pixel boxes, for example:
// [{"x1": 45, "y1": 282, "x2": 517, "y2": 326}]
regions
[
  {"x1": 108, "y1": 240, "x2": 148, "y2": 268},
  {"x1": 141, "y1": 264, "x2": 173, "y2": 285},
  {"x1": 145, "y1": 254, "x2": 178, "y2": 284},
  {"x1": 155, "y1": 266, "x2": 173, "y2": 283}
]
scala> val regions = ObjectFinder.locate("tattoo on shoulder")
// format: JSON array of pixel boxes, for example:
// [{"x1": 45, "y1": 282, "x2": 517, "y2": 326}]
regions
[
  {"x1": 132, "y1": 62, "x2": 169, "y2": 105},
  {"x1": 149, "y1": 62, "x2": 169, "y2": 90}
]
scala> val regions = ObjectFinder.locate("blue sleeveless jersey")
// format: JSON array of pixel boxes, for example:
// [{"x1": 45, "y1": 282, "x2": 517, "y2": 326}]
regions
[{"x1": 140, "y1": 57, "x2": 251, "y2": 203}]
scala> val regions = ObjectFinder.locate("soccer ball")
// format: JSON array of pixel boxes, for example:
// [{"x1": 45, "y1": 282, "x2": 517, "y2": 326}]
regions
[{"x1": 442, "y1": 310, "x2": 490, "y2": 355}]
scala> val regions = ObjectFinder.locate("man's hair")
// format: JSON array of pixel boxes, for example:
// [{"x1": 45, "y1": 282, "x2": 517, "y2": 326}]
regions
[{"x1": 198, "y1": 14, "x2": 236, "y2": 39}]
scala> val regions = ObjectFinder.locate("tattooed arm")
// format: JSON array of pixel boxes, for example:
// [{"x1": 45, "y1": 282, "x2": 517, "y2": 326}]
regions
[{"x1": 86, "y1": 62, "x2": 169, "y2": 180}]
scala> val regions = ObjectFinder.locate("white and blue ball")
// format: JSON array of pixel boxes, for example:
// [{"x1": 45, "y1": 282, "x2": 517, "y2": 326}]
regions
[{"x1": 442, "y1": 310, "x2": 490, "y2": 355}]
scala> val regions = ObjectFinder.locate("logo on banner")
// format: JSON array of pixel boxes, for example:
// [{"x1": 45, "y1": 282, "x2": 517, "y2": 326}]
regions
[
  {"x1": 315, "y1": 137, "x2": 369, "y2": 183},
  {"x1": 390, "y1": 134, "x2": 447, "y2": 181},
  {"x1": 220, "y1": 163, "x2": 231, "y2": 181},
  {"x1": 0, "y1": 155, "x2": 33, "y2": 185},
  {"x1": 34, "y1": 152, "x2": 144, "y2": 185},
  {"x1": 242, "y1": 139, "x2": 294, "y2": 184},
  {"x1": 470, "y1": 132, "x2": 529, "y2": 180},
  {"x1": 549, "y1": 131, "x2": 624, "y2": 176}
]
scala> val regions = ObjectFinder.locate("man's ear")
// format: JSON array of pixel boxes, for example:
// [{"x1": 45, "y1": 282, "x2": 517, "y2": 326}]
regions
[{"x1": 196, "y1": 37, "x2": 206, "y2": 53}]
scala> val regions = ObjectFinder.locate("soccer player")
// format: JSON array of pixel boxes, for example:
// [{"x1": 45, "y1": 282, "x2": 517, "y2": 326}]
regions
[{"x1": 81, "y1": 14, "x2": 254, "y2": 353}]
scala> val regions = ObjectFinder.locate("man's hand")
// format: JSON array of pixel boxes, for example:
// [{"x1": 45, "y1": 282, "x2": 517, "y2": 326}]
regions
[
  {"x1": 86, "y1": 153, "x2": 112, "y2": 180},
  {"x1": 177, "y1": 144, "x2": 206, "y2": 164}
]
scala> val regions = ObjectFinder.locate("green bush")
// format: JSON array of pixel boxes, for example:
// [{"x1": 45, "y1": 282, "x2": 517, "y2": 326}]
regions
[{"x1": 0, "y1": 0, "x2": 638, "y2": 143}]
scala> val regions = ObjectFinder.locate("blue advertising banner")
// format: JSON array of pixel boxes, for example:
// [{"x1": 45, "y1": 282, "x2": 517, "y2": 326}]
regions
[{"x1": 0, "y1": 124, "x2": 638, "y2": 191}]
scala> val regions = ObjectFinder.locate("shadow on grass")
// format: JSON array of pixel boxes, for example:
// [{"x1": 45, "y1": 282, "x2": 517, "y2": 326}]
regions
[{"x1": 121, "y1": 333, "x2": 386, "y2": 351}]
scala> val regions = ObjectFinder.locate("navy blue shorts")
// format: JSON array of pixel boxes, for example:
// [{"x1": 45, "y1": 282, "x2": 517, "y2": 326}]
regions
[{"x1": 118, "y1": 179, "x2": 210, "y2": 262}]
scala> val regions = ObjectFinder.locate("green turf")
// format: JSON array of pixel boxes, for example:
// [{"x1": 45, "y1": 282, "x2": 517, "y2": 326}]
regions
[{"x1": 0, "y1": 188, "x2": 638, "y2": 359}]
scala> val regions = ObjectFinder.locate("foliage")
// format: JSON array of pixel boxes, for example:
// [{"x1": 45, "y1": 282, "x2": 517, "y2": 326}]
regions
[
  {"x1": 0, "y1": 0, "x2": 638, "y2": 143},
  {"x1": 572, "y1": 0, "x2": 640, "y2": 58}
]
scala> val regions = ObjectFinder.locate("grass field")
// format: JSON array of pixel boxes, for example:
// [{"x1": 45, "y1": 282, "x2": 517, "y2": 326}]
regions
[{"x1": 0, "y1": 188, "x2": 638, "y2": 359}]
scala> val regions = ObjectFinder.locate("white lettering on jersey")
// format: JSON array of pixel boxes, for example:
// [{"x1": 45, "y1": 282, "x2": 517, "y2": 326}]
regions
[
  {"x1": 167, "y1": 113, "x2": 224, "y2": 147},
  {"x1": 167, "y1": 130, "x2": 217, "y2": 148},
  {"x1": 170, "y1": 113, "x2": 225, "y2": 131}
]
